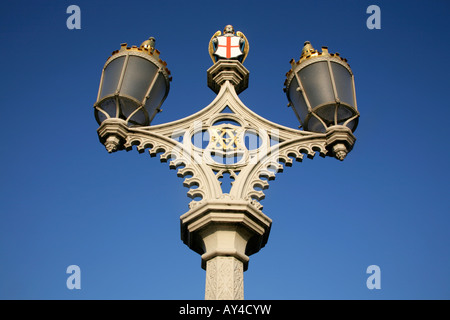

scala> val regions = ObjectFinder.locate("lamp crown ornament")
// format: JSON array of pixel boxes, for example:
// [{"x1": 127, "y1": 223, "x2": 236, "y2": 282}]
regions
[
  {"x1": 93, "y1": 27, "x2": 360, "y2": 299},
  {"x1": 295, "y1": 40, "x2": 351, "y2": 67},
  {"x1": 301, "y1": 40, "x2": 315, "y2": 57},
  {"x1": 140, "y1": 36, "x2": 156, "y2": 52}
]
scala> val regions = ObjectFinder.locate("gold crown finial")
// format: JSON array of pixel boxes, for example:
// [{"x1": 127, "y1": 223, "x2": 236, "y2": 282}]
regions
[
  {"x1": 301, "y1": 41, "x2": 315, "y2": 58},
  {"x1": 140, "y1": 37, "x2": 156, "y2": 51},
  {"x1": 284, "y1": 41, "x2": 352, "y2": 91}
]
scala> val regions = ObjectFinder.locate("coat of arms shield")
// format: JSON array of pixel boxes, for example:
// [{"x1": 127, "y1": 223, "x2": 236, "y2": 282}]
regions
[{"x1": 214, "y1": 35, "x2": 243, "y2": 60}]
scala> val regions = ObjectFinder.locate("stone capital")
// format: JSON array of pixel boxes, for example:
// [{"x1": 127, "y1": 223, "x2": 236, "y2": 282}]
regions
[
  {"x1": 207, "y1": 60, "x2": 249, "y2": 95},
  {"x1": 180, "y1": 199, "x2": 272, "y2": 271}
]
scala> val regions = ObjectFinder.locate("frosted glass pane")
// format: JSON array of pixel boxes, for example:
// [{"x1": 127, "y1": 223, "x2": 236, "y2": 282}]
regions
[
  {"x1": 299, "y1": 61, "x2": 334, "y2": 108},
  {"x1": 306, "y1": 116, "x2": 326, "y2": 133},
  {"x1": 288, "y1": 76, "x2": 309, "y2": 122},
  {"x1": 99, "y1": 97, "x2": 117, "y2": 117},
  {"x1": 121, "y1": 56, "x2": 158, "y2": 102},
  {"x1": 128, "y1": 108, "x2": 148, "y2": 126},
  {"x1": 331, "y1": 62, "x2": 354, "y2": 107},
  {"x1": 95, "y1": 109, "x2": 107, "y2": 124},
  {"x1": 95, "y1": 98, "x2": 117, "y2": 124},
  {"x1": 100, "y1": 57, "x2": 125, "y2": 98},
  {"x1": 338, "y1": 118, "x2": 357, "y2": 132},
  {"x1": 144, "y1": 73, "x2": 167, "y2": 116},
  {"x1": 346, "y1": 119, "x2": 357, "y2": 131},
  {"x1": 119, "y1": 97, "x2": 140, "y2": 119},
  {"x1": 315, "y1": 105, "x2": 336, "y2": 124},
  {"x1": 337, "y1": 105, "x2": 354, "y2": 121}
]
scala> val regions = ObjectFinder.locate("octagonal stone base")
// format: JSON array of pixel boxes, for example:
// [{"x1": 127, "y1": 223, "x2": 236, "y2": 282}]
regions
[
  {"x1": 97, "y1": 118, "x2": 129, "y2": 153},
  {"x1": 180, "y1": 199, "x2": 272, "y2": 270},
  {"x1": 325, "y1": 125, "x2": 357, "y2": 161},
  {"x1": 207, "y1": 60, "x2": 249, "y2": 95}
]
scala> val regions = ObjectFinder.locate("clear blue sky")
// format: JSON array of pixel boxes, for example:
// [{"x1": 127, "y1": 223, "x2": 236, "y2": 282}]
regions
[{"x1": 0, "y1": 0, "x2": 449, "y2": 300}]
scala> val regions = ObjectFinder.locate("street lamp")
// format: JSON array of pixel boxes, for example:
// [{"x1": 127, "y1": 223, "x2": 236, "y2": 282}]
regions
[
  {"x1": 93, "y1": 28, "x2": 359, "y2": 300},
  {"x1": 284, "y1": 41, "x2": 359, "y2": 133},
  {"x1": 284, "y1": 41, "x2": 359, "y2": 160},
  {"x1": 94, "y1": 38, "x2": 171, "y2": 152}
]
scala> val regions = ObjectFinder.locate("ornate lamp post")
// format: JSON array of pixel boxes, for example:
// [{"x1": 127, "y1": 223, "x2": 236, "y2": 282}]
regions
[{"x1": 93, "y1": 26, "x2": 359, "y2": 300}]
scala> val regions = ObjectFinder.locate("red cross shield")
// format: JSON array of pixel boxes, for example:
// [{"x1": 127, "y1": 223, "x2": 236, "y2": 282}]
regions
[{"x1": 215, "y1": 36, "x2": 242, "y2": 59}]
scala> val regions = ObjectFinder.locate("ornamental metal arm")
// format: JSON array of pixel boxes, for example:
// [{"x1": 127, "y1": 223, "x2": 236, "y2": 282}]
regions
[{"x1": 97, "y1": 74, "x2": 356, "y2": 211}]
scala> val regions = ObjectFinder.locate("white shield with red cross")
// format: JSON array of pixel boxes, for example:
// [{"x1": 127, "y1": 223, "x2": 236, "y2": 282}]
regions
[{"x1": 215, "y1": 35, "x2": 242, "y2": 59}]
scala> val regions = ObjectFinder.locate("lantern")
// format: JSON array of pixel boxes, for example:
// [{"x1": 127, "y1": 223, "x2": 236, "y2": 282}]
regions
[
  {"x1": 284, "y1": 41, "x2": 359, "y2": 133},
  {"x1": 94, "y1": 37, "x2": 171, "y2": 127}
]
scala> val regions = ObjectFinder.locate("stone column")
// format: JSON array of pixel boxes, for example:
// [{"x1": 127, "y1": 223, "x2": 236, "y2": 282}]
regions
[
  {"x1": 180, "y1": 199, "x2": 272, "y2": 300},
  {"x1": 205, "y1": 256, "x2": 244, "y2": 300}
]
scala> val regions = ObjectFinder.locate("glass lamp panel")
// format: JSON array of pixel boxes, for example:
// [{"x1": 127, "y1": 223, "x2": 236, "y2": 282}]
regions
[
  {"x1": 95, "y1": 98, "x2": 117, "y2": 124},
  {"x1": 331, "y1": 62, "x2": 354, "y2": 108},
  {"x1": 288, "y1": 76, "x2": 309, "y2": 122},
  {"x1": 121, "y1": 56, "x2": 159, "y2": 103},
  {"x1": 338, "y1": 117, "x2": 357, "y2": 132},
  {"x1": 299, "y1": 61, "x2": 335, "y2": 108},
  {"x1": 314, "y1": 104, "x2": 336, "y2": 124},
  {"x1": 100, "y1": 57, "x2": 125, "y2": 99},
  {"x1": 337, "y1": 104, "x2": 354, "y2": 122},
  {"x1": 345, "y1": 118, "x2": 357, "y2": 132},
  {"x1": 99, "y1": 97, "x2": 117, "y2": 117},
  {"x1": 306, "y1": 115, "x2": 326, "y2": 133},
  {"x1": 144, "y1": 73, "x2": 167, "y2": 117},
  {"x1": 119, "y1": 96, "x2": 142, "y2": 123},
  {"x1": 95, "y1": 108, "x2": 108, "y2": 124},
  {"x1": 127, "y1": 108, "x2": 148, "y2": 126}
]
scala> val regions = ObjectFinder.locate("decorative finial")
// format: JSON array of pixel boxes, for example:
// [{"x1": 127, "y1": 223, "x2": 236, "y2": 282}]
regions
[
  {"x1": 140, "y1": 37, "x2": 156, "y2": 52},
  {"x1": 332, "y1": 143, "x2": 348, "y2": 161},
  {"x1": 301, "y1": 41, "x2": 315, "y2": 58},
  {"x1": 104, "y1": 135, "x2": 121, "y2": 153}
]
